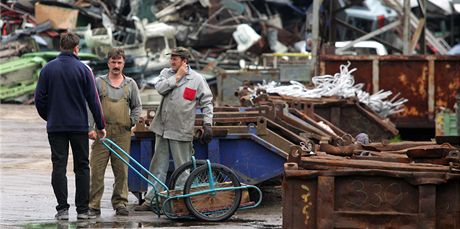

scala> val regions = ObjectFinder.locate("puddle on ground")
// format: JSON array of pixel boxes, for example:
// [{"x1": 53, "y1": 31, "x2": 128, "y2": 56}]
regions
[
  {"x1": 20, "y1": 218, "x2": 276, "y2": 229},
  {"x1": 23, "y1": 221, "x2": 215, "y2": 228}
]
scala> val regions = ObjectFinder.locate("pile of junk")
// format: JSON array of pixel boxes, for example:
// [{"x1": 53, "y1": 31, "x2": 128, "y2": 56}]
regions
[
  {"x1": 1, "y1": 0, "x2": 315, "y2": 103},
  {"x1": 130, "y1": 66, "x2": 460, "y2": 226},
  {"x1": 2, "y1": 1, "x2": 459, "y2": 226}
]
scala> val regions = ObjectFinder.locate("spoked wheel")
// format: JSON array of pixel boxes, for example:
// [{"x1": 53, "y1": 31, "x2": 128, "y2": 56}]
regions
[
  {"x1": 183, "y1": 164, "x2": 242, "y2": 221},
  {"x1": 167, "y1": 160, "x2": 206, "y2": 190}
]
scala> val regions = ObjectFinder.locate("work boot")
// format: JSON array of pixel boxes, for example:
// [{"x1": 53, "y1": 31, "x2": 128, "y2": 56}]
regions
[
  {"x1": 77, "y1": 210, "x2": 97, "y2": 219},
  {"x1": 133, "y1": 203, "x2": 151, "y2": 211},
  {"x1": 89, "y1": 208, "x2": 101, "y2": 216},
  {"x1": 115, "y1": 207, "x2": 129, "y2": 216},
  {"x1": 55, "y1": 209, "x2": 69, "y2": 220}
]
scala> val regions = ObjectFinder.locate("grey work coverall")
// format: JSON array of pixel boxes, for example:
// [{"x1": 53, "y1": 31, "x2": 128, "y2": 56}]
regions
[{"x1": 145, "y1": 67, "x2": 213, "y2": 204}]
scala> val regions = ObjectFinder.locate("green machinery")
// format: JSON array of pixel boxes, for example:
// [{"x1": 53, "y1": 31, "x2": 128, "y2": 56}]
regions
[
  {"x1": 0, "y1": 56, "x2": 46, "y2": 101},
  {"x1": 0, "y1": 52, "x2": 99, "y2": 102}
]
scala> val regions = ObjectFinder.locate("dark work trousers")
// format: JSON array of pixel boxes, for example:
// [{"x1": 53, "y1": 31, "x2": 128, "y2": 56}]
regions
[{"x1": 48, "y1": 132, "x2": 89, "y2": 214}]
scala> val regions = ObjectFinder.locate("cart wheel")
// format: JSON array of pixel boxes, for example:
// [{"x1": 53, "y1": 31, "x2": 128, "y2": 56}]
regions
[
  {"x1": 183, "y1": 164, "x2": 242, "y2": 221},
  {"x1": 167, "y1": 160, "x2": 206, "y2": 190}
]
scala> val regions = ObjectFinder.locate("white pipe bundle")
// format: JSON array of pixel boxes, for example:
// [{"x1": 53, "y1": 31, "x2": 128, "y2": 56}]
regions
[{"x1": 251, "y1": 62, "x2": 408, "y2": 118}]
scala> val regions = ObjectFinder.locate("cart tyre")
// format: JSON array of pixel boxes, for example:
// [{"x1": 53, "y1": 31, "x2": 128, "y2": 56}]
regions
[
  {"x1": 167, "y1": 160, "x2": 206, "y2": 190},
  {"x1": 184, "y1": 164, "x2": 242, "y2": 221}
]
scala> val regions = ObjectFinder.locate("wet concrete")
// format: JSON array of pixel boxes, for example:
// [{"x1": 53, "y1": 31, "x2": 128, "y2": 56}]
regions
[{"x1": 0, "y1": 104, "x2": 283, "y2": 228}]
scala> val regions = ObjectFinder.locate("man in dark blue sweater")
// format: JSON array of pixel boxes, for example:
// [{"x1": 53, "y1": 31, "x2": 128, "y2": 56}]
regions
[{"x1": 35, "y1": 32, "x2": 106, "y2": 220}]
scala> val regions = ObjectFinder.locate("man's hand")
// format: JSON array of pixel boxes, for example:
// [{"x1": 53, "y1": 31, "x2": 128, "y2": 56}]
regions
[
  {"x1": 88, "y1": 130, "x2": 97, "y2": 140},
  {"x1": 97, "y1": 129, "x2": 106, "y2": 139},
  {"x1": 202, "y1": 124, "x2": 212, "y2": 144},
  {"x1": 175, "y1": 62, "x2": 188, "y2": 82}
]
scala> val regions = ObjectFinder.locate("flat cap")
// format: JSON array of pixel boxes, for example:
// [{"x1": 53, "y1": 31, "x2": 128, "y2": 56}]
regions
[{"x1": 167, "y1": 47, "x2": 191, "y2": 59}]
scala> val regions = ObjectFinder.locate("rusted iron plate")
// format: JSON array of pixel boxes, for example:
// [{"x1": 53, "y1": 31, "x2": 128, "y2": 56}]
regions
[
  {"x1": 319, "y1": 55, "x2": 460, "y2": 128},
  {"x1": 334, "y1": 176, "x2": 419, "y2": 213},
  {"x1": 283, "y1": 176, "x2": 318, "y2": 229},
  {"x1": 436, "y1": 181, "x2": 460, "y2": 228},
  {"x1": 283, "y1": 159, "x2": 460, "y2": 229},
  {"x1": 297, "y1": 156, "x2": 453, "y2": 173},
  {"x1": 194, "y1": 117, "x2": 258, "y2": 125},
  {"x1": 379, "y1": 59, "x2": 430, "y2": 127},
  {"x1": 435, "y1": 59, "x2": 460, "y2": 109},
  {"x1": 362, "y1": 141, "x2": 435, "y2": 151},
  {"x1": 405, "y1": 143, "x2": 455, "y2": 159}
]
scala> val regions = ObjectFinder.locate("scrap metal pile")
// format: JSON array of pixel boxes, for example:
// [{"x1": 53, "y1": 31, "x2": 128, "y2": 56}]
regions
[
  {"x1": 237, "y1": 63, "x2": 408, "y2": 118},
  {"x1": 133, "y1": 101, "x2": 459, "y2": 183},
  {"x1": 1, "y1": 0, "x2": 310, "y2": 102}
]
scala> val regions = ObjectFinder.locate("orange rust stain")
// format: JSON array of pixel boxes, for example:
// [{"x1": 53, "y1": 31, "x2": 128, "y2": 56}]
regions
[
  {"x1": 436, "y1": 99, "x2": 448, "y2": 108},
  {"x1": 448, "y1": 79, "x2": 460, "y2": 90},
  {"x1": 398, "y1": 74, "x2": 408, "y2": 86},
  {"x1": 436, "y1": 86, "x2": 446, "y2": 97},
  {"x1": 417, "y1": 70, "x2": 427, "y2": 97},
  {"x1": 401, "y1": 107, "x2": 420, "y2": 116},
  {"x1": 410, "y1": 85, "x2": 417, "y2": 95}
]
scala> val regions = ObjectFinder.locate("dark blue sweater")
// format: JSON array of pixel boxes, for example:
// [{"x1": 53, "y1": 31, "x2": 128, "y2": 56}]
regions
[{"x1": 35, "y1": 52, "x2": 105, "y2": 132}]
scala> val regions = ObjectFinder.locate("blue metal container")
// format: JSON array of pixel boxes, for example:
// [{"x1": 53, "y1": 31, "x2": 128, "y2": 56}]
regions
[{"x1": 128, "y1": 128, "x2": 287, "y2": 195}]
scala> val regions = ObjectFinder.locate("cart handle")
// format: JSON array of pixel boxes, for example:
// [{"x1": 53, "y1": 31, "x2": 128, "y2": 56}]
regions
[{"x1": 100, "y1": 138, "x2": 169, "y2": 193}]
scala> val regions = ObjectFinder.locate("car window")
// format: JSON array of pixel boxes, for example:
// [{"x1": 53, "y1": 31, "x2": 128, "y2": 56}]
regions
[
  {"x1": 354, "y1": 18, "x2": 373, "y2": 33},
  {"x1": 146, "y1": 37, "x2": 166, "y2": 54}
]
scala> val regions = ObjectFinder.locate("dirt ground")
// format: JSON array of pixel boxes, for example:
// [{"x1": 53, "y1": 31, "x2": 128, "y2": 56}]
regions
[{"x1": 0, "y1": 104, "x2": 282, "y2": 228}]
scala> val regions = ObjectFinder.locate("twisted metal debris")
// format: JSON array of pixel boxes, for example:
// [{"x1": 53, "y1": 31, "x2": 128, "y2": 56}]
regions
[{"x1": 250, "y1": 62, "x2": 408, "y2": 117}]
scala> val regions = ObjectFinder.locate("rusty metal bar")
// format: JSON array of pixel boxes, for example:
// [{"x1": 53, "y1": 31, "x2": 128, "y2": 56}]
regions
[
  {"x1": 298, "y1": 157, "x2": 454, "y2": 173},
  {"x1": 372, "y1": 57, "x2": 379, "y2": 94},
  {"x1": 428, "y1": 57, "x2": 435, "y2": 119}
]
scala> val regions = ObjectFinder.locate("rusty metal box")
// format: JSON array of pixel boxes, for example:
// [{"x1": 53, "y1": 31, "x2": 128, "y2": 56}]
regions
[
  {"x1": 283, "y1": 157, "x2": 460, "y2": 228},
  {"x1": 318, "y1": 55, "x2": 460, "y2": 129}
]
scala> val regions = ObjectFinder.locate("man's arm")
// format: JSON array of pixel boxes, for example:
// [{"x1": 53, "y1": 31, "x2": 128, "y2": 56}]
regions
[
  {"x1": 87, "y1": 77, "x2": 102, "y2": 131},
  {"x1": 154, "y1": 69, "x2": 177, "y2": 96},
  {"x1": 197, "y1": 76, "x2": 213, "y2": 125},
  {"x1": 34, "y1": 69, "x2": 48, "y2": 121},
  {"x1": 83, "y1": 65, "x2": 105, "y2": 131},
  {"x1": 129, "y1": 79, "x2": 142, "y2": 126}
]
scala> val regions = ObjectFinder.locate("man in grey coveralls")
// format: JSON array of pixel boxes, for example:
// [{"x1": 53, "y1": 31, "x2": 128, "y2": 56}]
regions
[{"x1": 135, "y1": 47, "x2": 213, "y2": 211}]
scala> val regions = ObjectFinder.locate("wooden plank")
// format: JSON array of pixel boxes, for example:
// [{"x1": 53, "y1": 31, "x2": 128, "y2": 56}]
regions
[{"x1": 409, "y1": 18, "x2": 426, "y2": 53}]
